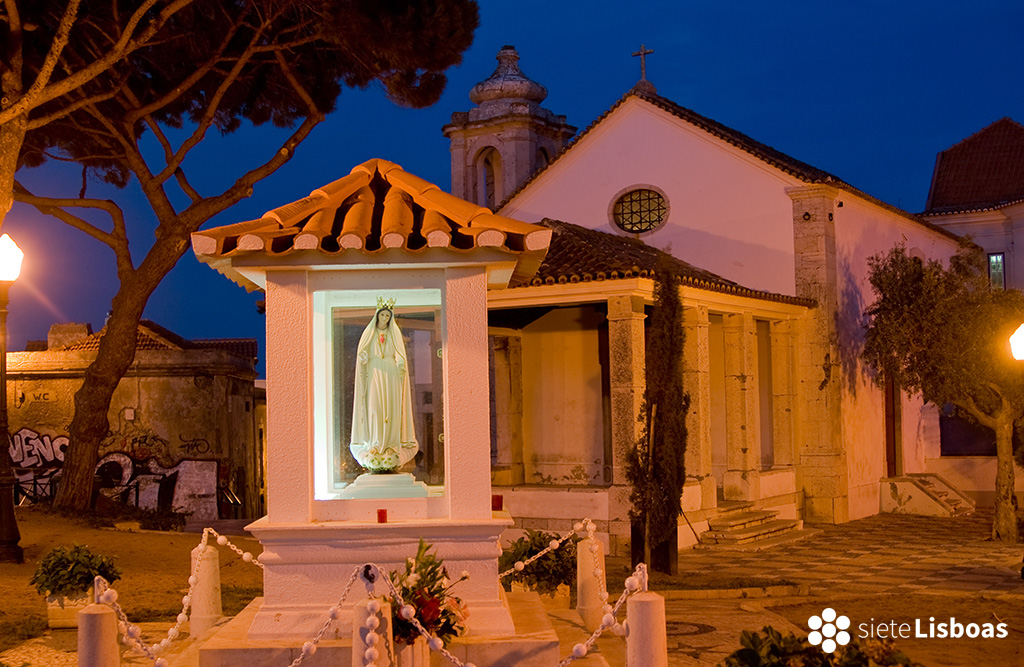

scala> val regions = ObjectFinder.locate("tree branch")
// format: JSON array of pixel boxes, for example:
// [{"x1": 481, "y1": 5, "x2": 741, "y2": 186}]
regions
[
  {"x1": 960, "y1": 395, "x2": 997, "y2": 430},
  {"x1": 174, "y1": 167, "x2": 201, "y2": 204},
  {"x1": 21, "y1": 0, "x2": 83, "y2": 106},
  {"x1": 26, "y1": 83, "x2": 123, "y2": 129},
  {"x1": 180, "y1": 112, "x2": 322, "y2": 228},
  {"x1": 0, "y1": 0, "x2": 194, "y2": 124},
  {"x1": 152, "y1": 20, "x2": 267, "y2": 184},
  {"x1": 124, "y1": 9, "x2": 247, "y2": 124},
  {"x1": 273, "y1": 49, "x2": 317, "y2": 114},
  {"x1": 14, "y1": 181, "x2": 132, "y2": 267}
]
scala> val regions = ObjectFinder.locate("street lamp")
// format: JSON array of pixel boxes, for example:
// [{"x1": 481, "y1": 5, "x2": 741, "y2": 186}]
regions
[
  {"x1": 1011, "y1": 324, "x2": 1024, "y2": 361},
  {"x1": 0, "y1": 233, "x2": 24, "y2": 563}
]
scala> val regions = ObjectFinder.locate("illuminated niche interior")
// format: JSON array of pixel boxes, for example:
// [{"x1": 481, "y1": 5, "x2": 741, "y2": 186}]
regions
[{"x1": 312, "y1": 288, "x2": 444, "y2": 500}]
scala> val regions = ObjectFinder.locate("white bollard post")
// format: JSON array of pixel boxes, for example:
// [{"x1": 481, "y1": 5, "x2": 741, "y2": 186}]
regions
[
  {"x1": 352, "y1": 599, "x2": 392, "y2": 667},
  {"x1": 576, "y1": 534, "x2": 606, "y2": 631},
  {"x1": 78, "y1": 603, "x2": 120, "y2": 667},
  {"x1": 625, "y1": 591, "x2": 668, "y2": 667},
  {"x1": 189, "y1": 544, "x2": 223, "y2": 638}
]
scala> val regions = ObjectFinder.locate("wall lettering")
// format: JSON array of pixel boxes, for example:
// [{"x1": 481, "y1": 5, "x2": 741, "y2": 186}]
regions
[{"x1": 9, "y1": 427, "x2": 68, "y2": 467}]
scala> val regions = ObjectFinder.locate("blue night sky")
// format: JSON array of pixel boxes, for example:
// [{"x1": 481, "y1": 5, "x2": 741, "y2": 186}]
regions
[{"x1": 4, "y1": 1, "x2": 1023, "y2": 374}]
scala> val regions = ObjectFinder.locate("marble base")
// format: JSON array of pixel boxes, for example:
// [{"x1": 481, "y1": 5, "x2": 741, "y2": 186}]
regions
[
  {"x1": 199, "y1": 593, "x2": 559, "y2": 667},
  {"x1": 246, "y1": 515, "x2": 517, "y2": 640},
  {"x1": 339, "y1": 472, "x2": 430, "y2": 499}
]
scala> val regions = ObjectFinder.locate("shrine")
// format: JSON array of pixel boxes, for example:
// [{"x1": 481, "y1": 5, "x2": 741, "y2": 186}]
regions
[{"x1": 191, "y1": 158, "x2": 556, "y2": 663}]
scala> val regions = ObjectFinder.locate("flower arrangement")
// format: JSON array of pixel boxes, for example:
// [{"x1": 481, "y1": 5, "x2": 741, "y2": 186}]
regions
[{"x1": 388, "y1": 539, "x2": 469, "y2": 647}]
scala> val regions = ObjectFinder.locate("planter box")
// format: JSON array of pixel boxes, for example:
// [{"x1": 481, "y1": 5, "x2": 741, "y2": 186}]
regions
[{"x1": 46, "y1": 592, "x2": 92, "y2": 629}]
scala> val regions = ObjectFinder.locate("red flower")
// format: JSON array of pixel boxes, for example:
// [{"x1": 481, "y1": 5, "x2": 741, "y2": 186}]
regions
[{"x1": 413, "y1": 589, "x2": 442, "y2": 627}]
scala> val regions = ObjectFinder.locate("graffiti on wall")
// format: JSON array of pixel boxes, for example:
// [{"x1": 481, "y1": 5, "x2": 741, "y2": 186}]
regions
[
  {"x1": 10, "y1": 427, "x2": 68, "y2": 467},
  {"x1": 10, "y1": 426, "x2": 219, "y2": 521}
]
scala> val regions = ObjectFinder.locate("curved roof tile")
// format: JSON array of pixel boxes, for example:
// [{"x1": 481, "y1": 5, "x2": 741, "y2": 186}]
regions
[{"x1": 192, "y1": 159, "x2": 551, "y2": 287}]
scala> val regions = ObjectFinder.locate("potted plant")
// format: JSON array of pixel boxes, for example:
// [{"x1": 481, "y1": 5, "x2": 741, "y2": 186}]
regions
[
  {"x1": 30, "y1": 544, "x2": 121, "y2": 629},
  {"x1": 499, "y1": 529, "x2": 577, "y2": 607},
  {"x1": 386, "y1": 540, "x2": 468, "y2": 666}
]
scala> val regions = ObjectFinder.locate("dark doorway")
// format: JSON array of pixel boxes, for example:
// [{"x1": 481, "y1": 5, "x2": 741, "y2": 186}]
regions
[{"x1": 884, "y1": 378, "x2": 902, "y2": 477}]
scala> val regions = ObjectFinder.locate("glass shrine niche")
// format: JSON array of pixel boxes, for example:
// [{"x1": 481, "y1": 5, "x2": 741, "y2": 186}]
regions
[{"x1": 313, "y1": 288, "x2": 444, "y2": 501}]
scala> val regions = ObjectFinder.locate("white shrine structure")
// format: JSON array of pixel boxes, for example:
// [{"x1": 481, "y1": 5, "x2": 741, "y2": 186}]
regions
[{"x1": 192, "y1": 158, "x2": 558, "y2": 663}]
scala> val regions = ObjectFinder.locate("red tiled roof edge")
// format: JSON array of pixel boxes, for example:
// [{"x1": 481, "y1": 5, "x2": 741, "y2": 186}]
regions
[
  {"x1": 922, "y1": 117, "x2": 1024, "y2": 214},
  {"x1": 516, "y1": 219, "x2": 816, "y2": 308}
]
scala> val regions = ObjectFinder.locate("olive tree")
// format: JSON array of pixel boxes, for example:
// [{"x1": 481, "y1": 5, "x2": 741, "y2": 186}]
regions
[{"x1": 863, "y1": 243, "x2": 1024, "y2": 542}]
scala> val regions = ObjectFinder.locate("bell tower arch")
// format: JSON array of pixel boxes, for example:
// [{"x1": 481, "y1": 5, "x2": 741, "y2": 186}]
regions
[{"x1": 444, "y1": 46, "x2": 576, "y2": 208}]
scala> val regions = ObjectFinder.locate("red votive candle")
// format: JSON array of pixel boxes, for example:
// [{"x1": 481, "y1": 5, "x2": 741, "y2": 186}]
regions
[
  {"x1": 491, "y1": 494, "x2": 503, "y2": 511},
  {"x1": 377, "y1": 509, "x2": 388, "y2": 523}
]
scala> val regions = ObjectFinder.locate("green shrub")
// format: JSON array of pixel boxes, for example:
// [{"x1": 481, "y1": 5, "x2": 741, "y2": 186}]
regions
[
  {"x1": 720, "y1": 626, "x2": 925, "y2": 667},
  {"x1": 30, "y1": 544, "x2": 121, "y2": 598},
  {"x1": 499, "y1": 529, "x2": 577, "y2": 596}
]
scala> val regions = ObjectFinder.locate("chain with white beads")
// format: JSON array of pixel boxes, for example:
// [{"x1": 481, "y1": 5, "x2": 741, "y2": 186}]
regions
[
  {"x1": 556, "y1": 565, "x2": 645, "y2": 665},
  {"x1": 206, "y1": 527, "x2": 264, "y2": 569},
  {"x1": 92, "y1": 520, "x2": 651, "y2": 667},
  {"x1": 498, "y1": 518, "x2": 592, "y2": 579},
  {"x1": 286, "y1": 565, "x2": 363, "y2": 667}
]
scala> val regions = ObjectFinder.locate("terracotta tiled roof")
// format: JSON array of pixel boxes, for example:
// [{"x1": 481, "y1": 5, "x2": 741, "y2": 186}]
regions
[
  {"x1": 521, "y1": 220, "x2": 816, "y2": 307},
  {"x1": 499, "y1": 85, "x2": 961, "y2": 243},
  {"x1": 56, "y1": 320, "x2": 257, "y2": 362},
  {"x1": 192, "y1": 158, "x2": 551, "y2": 288},
  {"x1": 922, "y1": 118, "x2": 1024, "y2": 215},
  {"x1": 193, "y1": 338, "x2": 259, "y2": 361}
]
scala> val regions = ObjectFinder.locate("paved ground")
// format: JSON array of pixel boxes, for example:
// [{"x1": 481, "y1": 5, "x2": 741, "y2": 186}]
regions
[
  {"x1": 663, "y1": 508, "x2": 1024, "y2": 666},
  {"x1": 677, "y1": 509, "x2": 1022, "y2": 598},
  {"x1": 3, "y1": 509, "x2": 1022, "y2": 666}
]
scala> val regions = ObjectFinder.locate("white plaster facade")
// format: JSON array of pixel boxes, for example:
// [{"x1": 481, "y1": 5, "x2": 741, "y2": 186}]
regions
[{"x1": 461, "y1": 82, "x2": 970, "y2": 550}]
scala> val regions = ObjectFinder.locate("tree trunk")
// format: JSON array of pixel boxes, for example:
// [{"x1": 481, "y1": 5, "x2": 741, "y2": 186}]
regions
[
  {"x1": 53, "y1": 237, "x2": 189, "y2": 511},
  {"x1": 0, "y1": 114, "x2": 27, "y2": 221},
  {"x1": 992, "y1": 416, "x2": 1019, "y2": 542}
]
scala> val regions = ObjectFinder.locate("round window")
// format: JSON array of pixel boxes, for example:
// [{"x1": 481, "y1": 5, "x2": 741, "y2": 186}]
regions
[{"x1": 612, "y1": 188, "x2": 667, "y2": 233}]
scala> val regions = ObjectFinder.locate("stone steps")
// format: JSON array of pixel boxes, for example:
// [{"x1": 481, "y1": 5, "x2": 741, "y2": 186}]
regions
[
  {"x1": 707, "y1": 509, "x2": 778, "y2": 532},
  {"x1": 698, "y1": 526, "x2": 822, "y2": 552},
  {"x1": 701, "y1": 518, "x2": 803, "y2": 545},
  {"x1": 881, "y1": 474, "x2": 975, "y2": 517}
]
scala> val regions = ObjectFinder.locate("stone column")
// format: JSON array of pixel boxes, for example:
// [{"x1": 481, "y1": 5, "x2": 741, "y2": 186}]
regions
[
  {"x1": 722, "y1": 312, "x2": 761, "y2": 501},
  {"x1": 491, "y1": 336, "x2": 525, "y2": 485},
  {"x1": 606, "y1": 295, "x2": 646, "y2": 556},
  {"x1": 682, "y1": 305, "x2": 715, "y2": 509},
  {"x1": 787, "y1": 185, "x2": 848, "y2": 523},
  {"x1": 769, "y1": 319, "x2": 797, "y2": 468}
]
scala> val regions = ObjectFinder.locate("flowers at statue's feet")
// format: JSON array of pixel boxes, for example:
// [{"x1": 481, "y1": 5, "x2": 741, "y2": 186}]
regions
[{"x1": 388, "y1": 539, "x2": 469, "y2": 647}]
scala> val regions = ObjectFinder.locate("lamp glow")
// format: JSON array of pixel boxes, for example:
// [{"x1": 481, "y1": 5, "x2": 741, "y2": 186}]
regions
[
  {"x1": 0, "y1": 234, "x2": 23, "y2": 282},
  {"x1": 1011, "y1": 324, "x2": 1024, "y2": 361}
]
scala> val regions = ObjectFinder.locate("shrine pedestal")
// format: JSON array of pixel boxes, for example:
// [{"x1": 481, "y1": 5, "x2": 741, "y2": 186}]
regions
[
  {"x1": 246, "y1": 515, "x2": 516, "y2": 640},
  {"x1": 198, "y1": 592, "x2": 559, "y2": 667}
]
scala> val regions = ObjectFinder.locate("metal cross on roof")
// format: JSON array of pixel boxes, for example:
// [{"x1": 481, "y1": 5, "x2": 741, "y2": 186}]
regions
[{"x1": 632, "y1": 44, "x2": 654, "y2": 81}]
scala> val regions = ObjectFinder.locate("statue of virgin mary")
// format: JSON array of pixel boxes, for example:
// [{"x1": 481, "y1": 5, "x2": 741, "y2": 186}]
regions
[{"x1": 349, "y1": 300, "x2": 419, "y2": 472}]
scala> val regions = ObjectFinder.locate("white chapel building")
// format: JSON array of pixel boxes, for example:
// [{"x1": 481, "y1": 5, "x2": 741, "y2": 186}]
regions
[{"x1": 443, "y1": 46, "x2": 996, "y2": 554}]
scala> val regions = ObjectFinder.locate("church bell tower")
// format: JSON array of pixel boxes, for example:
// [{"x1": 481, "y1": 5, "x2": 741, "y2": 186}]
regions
[{"x1": 443, "y1": 46, "x2": 576, "y2": 209}]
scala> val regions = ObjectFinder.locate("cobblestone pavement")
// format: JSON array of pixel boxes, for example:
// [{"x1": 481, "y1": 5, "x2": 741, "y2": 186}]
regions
[
  {"x1": 664, "y1": 509, "x2": 1024, "y2": 666},
  {"x1": 677, "y1": 509, "x2": 1023, "y2": 598}
]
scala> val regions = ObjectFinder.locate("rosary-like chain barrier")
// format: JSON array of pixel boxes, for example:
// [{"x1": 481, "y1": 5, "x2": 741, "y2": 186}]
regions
[{"x1": 94, "y1": 518, "x2": 645, "y2": 667}]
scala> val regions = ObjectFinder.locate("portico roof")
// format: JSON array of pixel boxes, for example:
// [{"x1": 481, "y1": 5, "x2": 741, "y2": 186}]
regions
[{"x1": 192, "y1": 158, "x2": 551, "y2": 290}]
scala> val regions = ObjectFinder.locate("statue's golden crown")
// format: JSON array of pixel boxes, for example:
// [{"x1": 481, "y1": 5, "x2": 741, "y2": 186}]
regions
[{"x1": 376, "y1": 296, "x2": 397, "y2": 310}]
